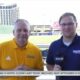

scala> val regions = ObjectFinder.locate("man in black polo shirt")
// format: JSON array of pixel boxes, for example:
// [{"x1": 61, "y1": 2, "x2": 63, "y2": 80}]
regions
[{"x1": 46, "y1": 12, "x2": 80, "y2": 80}]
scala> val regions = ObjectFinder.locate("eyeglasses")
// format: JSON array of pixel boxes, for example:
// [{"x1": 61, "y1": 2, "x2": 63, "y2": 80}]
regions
[{"x1": 60, "y1": 22, "x2": 74, "y2": 27}]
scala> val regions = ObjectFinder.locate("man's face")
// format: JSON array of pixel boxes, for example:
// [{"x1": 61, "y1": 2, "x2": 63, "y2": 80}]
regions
[
  {"x1": 13, "y1": 22, "x2": 30, "y2": 47},
  {"x1": 60, "y1": 16, "x2": 77, "y2": 38}
]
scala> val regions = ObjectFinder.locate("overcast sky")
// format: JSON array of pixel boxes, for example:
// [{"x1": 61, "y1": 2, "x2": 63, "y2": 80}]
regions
[{"x1": 0, "y1": 0, "x2": 80, "y2": 25}]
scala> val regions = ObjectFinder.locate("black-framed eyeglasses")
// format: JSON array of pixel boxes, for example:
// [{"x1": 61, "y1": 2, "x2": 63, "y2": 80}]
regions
[{"x1": 60, "y1": 22, "x2": 74, "y2": 27}]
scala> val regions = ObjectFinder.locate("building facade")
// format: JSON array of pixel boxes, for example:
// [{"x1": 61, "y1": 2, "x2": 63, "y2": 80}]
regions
[{"x1": 0, "y1": 3, "x2": 19, "y2": 25}]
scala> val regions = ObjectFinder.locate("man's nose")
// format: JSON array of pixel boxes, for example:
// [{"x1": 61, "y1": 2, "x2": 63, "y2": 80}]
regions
[{"x1": 21, "y1": 30, "x2": 26, "y2": 34}]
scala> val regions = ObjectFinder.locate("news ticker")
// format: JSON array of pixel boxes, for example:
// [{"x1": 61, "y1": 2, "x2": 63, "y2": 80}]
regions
[{"x1": 0, "y1": 71, "x2": 80, "y2": 76}]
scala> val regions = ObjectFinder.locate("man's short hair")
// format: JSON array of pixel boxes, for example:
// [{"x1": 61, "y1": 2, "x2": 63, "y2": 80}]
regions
[
  {"x1": 14, "y1": 19, "x2": 30, "y2": 30},
  {"x1": 15, "y1": 19, "x2": 30, "y2": 26},
  {"x1": 59, "y1": 12, "x2": 77, "y2": 24}
]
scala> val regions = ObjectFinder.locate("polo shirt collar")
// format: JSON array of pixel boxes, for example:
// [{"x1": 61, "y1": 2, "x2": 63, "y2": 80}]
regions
[
  {"x1": 11, "y1": 38, "x2": 29, "y2": 48},
  {"x1": 60, "y1": 34, "x2": 79, "y2": 47}
]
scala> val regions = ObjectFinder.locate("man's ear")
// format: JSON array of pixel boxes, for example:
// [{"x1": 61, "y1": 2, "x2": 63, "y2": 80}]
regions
[
  {"x1": 13, "y1": 30, "x2": 15, "y2": 36},
  {"x1": 76, "y1": 23, "x2": 78, "y2": 28},
  {"x1": 29, "y1": 30, "x2": 31, "y2": 36}
]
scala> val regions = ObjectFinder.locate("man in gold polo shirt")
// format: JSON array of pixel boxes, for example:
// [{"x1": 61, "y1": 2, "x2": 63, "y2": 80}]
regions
[{"x1": 0, "y1": 19, "x2": 44, "y2": 80}]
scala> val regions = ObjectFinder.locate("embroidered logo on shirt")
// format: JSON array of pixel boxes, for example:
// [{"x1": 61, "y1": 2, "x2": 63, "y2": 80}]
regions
[
  {"x1": 26, "y1": 54, "x2": 35, "y2": 59},
  {"x1": 55, "y1": 57, "x2": 64, "y2": 61},
  {"x1": 73, "y1": 50, "x2": 80, "y2": 54},
  {"x1": 6, "y1": 56, "x2": 11, "y2": 61}
]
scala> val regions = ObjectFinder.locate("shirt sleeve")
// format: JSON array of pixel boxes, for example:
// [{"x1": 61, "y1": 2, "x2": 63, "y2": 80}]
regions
[
  {"x1": 46, "y1": 43, "x2": 55, "y2": 65},
  {"x1": 0, "y1": 45, "x2": 2, "y2": 69},
  {"x1": 36, "y1": 49, "x2": 44, "y2": 71},
  {"x1": 46, "y1": 41, "x2": 65, "y2": 67}
]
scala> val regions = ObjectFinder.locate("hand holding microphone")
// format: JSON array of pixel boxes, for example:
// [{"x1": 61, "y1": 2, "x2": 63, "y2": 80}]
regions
[
  {"x1": 53, "y1": 64, "x2": 61, "y2": 71},
  {"x1": 54, "y1": 51, "x2": 64, "y2": 71}
]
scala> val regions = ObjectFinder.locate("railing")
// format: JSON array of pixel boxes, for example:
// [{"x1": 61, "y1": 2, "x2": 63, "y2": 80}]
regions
[{"x1": 37, "y1": 44, "x2": 49, "y2": 58}]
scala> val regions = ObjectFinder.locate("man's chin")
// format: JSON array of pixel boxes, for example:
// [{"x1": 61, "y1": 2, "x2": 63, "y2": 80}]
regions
[
  {"x1": 64, "y1": 35, "x2": 73, "y2": 38},
  {"x1": 19, "y1": 40, "x2": 27, "y2": 44},
  {"x1": 18, "y1": 42, "x2": 27, "y2": 47},
  {"x1": 19, "y1": 39, "x2": 27, "y2": 42}
]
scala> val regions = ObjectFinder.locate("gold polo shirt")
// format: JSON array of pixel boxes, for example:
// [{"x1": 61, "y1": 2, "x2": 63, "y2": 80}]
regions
[{"x1": 0, "y1": 39, "x2": 44, "y2": 80}]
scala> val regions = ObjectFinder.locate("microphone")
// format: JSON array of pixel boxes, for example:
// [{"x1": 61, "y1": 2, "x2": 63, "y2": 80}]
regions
[{"x1": 54, "y1": 51, "x2": 64, "y2": 66}]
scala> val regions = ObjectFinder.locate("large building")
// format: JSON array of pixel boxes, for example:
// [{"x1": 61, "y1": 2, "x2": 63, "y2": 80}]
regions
[{"x1": 0, "y1": 3, "x2": 19, "y2": 25}]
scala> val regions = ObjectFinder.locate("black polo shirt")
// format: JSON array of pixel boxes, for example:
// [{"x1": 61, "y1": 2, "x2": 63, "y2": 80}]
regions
[{"x1": 46, "y1": 34, "x2": 80, "y2": 80}]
